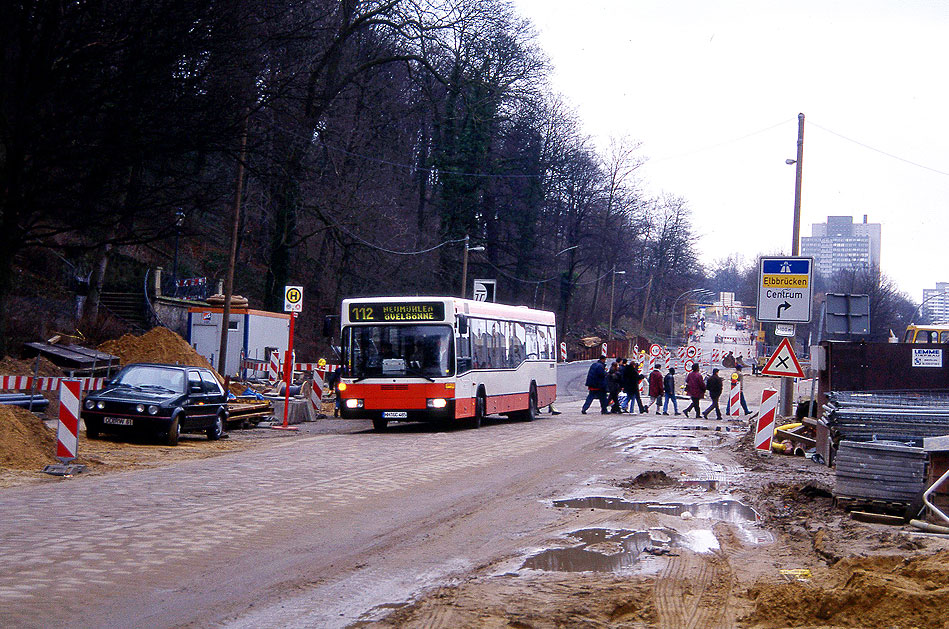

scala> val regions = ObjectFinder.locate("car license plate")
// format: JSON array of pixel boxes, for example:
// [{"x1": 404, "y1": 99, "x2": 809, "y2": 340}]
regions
[
  {"x1": 383, "y1": 411, "x2": 407, "y2": 419},
  {"x1": 103, "y1": 417, "x2": 134, "y2": 426}
]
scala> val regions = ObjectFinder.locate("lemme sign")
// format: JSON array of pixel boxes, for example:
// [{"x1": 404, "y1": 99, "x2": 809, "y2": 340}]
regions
[{"x1": 761, "y1": 337, "x2": 806, "y2": 378}]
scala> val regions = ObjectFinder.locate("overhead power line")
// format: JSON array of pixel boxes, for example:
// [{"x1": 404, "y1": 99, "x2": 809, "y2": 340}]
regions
[{"x1": 809, "y1": 121, "x2": 949, "y2": 177}]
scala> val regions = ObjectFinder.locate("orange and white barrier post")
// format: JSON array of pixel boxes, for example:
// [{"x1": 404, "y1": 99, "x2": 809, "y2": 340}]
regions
[
  {"x1": 56, "y1": 380, "x2": 81, "y2": 463},
  {"x1": 729, "y1": 380, "x2": 741, "y2": 418},
  {"x1": 754, "y1": 389, "x2": 779, "y2": 452}
]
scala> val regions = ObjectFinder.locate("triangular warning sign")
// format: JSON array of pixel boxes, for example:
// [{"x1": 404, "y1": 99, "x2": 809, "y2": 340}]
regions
[{"x1": 761, "y1": 337, "x2": 806, "y2": 378}]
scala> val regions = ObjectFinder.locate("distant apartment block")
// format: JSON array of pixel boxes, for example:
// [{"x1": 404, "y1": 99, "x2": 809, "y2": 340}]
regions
[
  {"x1": 923, "y1": 282, "x2": 949, "y2": 323},
  {"x1": 800, "y1": 215, "x2": 881, "y2": 278}
]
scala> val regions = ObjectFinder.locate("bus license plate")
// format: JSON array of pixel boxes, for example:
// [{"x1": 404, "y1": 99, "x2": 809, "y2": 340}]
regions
[
  {"x1": 104, "y1": 417, "x2": 134, "y2": 426},
  {"x1": 383, "y1": 411, "x2": 407, "y2": 419}
]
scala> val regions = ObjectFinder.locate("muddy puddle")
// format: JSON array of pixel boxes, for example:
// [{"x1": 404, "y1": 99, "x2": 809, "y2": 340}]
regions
[
  {"x1": 520, "y1": 526, "x2": 731, "y2": 573},
  {"x1": 521, "y1": 528, "x2": 655, "y2": 572},
  {"x1": 554, "y1": 497, "x2": 759, "y2": 523}
]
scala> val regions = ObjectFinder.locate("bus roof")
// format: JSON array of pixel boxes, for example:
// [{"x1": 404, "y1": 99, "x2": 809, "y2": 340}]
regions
[{"x1": 342, "y1": 296, "x2": 556, "y2": 326}]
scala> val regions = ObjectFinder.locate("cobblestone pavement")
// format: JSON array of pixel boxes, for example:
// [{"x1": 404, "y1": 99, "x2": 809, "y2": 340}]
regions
[{"x1": 0, "y1": 415, "x2": 593, "y2": 627}]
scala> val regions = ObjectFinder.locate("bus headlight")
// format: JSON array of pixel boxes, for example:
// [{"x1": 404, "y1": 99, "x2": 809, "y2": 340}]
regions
[
  {"x1": 427, "y1": 398, "x2": 448, "y2": 409},
  {"x1": 345, "y1": 398, "x2": 363, "y2": 409},
  {"x1": 338, "y1": 382, "x2": 347, "y2": 391}
]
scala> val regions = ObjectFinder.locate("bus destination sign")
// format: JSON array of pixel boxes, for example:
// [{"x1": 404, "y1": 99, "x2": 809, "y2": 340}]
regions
[{"x1": 349, "y1": 301, "x2": 446, "y2": 323}]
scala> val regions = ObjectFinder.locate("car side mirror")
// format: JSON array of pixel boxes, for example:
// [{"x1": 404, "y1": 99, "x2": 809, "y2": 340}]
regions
[{"x1": 190, "y1": 384, "x2": 203, "y2": 393}]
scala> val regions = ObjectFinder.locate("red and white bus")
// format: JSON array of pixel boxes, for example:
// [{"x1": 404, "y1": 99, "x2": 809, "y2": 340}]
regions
[{"x1": 338, "y1": 296, "x2": 557, "y2": 430}]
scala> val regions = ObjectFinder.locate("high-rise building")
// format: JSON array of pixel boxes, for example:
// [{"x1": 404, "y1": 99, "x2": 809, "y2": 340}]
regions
[
  {"x1": 800, "y1": 215, "x2": 881, "y2": 278},
  {"x1": 922, "y1": 282, "x2": 949, "y2": 323}
]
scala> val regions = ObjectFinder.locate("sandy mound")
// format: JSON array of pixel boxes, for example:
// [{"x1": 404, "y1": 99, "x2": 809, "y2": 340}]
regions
[
  {"x1": 0, "y1": 406, "x2": 57, "y2": 469},
  {"x1": 746, "y1": 550, "x2": 949, "y2": 627},
  {"x1": 0, "y1": 356, "x2": 63, "y2": 380},
  {"x1": 99, "y1": 327, "x2": 218, "y2": 374}
]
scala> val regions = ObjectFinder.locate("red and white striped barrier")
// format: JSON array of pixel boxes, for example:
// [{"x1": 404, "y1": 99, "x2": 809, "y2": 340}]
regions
[
  {"x1": 0, "y1": 376, "x2": 105, "y2": 391},
  {"x1": 754, "y1": 389, "x2": 779, "y2": 452},
  {"x1": 729, "y1": 380, "x2": 741, "y2": 418},
  {"x1": 56, "y1": 381, "x2": 81, "y2": 463},
  {"x1": 268, "y1": 351, "x2": 280, "y2": 383}
]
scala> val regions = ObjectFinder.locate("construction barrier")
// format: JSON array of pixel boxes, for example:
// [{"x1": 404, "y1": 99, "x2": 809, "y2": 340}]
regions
[
  {"x1": 755, "y1": 389, "x2": 779, "y2": 452},
  {"x1": 0, "y1": 376, "x2": 105, "y2": 391},
  {"x1": 268, "y1": 351, "x2": 280, "y2": 383},
  {"x1": 729, "y1": 380, "x2": 742, "y2": 418},
  {"x1": 56, "y1": 381, "x2": 81, "y2": 463}
]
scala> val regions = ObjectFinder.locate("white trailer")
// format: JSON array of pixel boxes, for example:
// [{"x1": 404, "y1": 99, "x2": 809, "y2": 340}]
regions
[{"x1": 188, "y1": 307, "x2": 290, "y2": 378}]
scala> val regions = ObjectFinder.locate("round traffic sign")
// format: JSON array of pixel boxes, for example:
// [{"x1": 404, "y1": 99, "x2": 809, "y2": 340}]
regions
[
  {"x1": 686, "y1": 345, "x2": 697, "y2": 359},
  {"x1": 649, "y1": 344, "x2": 662, "y2": 357},
  {"x1": 684, "y1": 359, "x2": 694, "y2": 371}
]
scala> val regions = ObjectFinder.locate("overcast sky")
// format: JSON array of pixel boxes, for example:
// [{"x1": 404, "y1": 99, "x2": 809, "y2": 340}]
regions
[{"x1": 512, "y1": 0, "x2": 949, "y2": 301}]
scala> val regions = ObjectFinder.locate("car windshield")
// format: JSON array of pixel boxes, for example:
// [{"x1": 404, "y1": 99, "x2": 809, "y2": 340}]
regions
[
  {"x1": 346, "y1": 325, "x2": 454, "y2": 379},
  {"x1": 112, "y1": 366, "x2": 186, "y2": 393}
]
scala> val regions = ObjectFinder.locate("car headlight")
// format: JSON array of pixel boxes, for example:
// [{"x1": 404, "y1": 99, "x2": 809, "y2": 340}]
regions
[
  {"x1": 148, "y1": 405, "x2": 159, "y2": 415},
  {"x1": 136, "y1": 404, "x2": 145, "y2": 413},
  {"x1": 338, "y1": 382, "x2": 347, "y2": 391},
  {"x1": 345, "y1": 398, "x2": 363, "y2": 409},
  {"x1": 427, "y1": 398, "x2": 448, "y2": 409},
  {"x1": 84, "y1": 399, "x2": 95, "y2": 410},
  {"x1": 96, "y1": 401, "x2": 105, "y2": 410}
]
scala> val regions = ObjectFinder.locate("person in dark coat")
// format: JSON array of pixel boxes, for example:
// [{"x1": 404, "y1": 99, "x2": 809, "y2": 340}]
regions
[
  {"x1": 702, "y1": 368, "x2": 724, "y2": 419},
  {"x1": 607, "y1": 361, "x2": 623, "y2": 413},
  {"x1": 622, "y1": 360, "x2": 646, "y2": 413},
  {"x1": 646, "y1": 364, "x2": 664, "y2": 414},
  {"x1": 581, "y1": 355, "x2": 609, "y2": 414},
  {"x1": 683, "y1": 363, "x2": 706, "y2": 418},
  {"x1": 662, "y1": 367, "x2": 679, "y2": 415}
]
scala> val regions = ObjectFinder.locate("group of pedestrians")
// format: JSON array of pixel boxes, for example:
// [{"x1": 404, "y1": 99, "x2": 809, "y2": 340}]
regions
[
  {"x1": 581, "y1": 355, "x2": 648, "y2": 415},
  {"x1": 582, "y1": 355, "x2": 738, "y2": 420}
]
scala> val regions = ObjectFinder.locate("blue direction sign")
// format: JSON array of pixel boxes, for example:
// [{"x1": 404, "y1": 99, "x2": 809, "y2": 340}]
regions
[{"x1": 756, "y1": 257, "x2": 813, "y2": 323}]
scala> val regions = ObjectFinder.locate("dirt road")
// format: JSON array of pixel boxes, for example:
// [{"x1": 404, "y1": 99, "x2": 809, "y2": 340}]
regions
[{"x1": 3, "y1": 368, "x2": 948, "y2": 628}]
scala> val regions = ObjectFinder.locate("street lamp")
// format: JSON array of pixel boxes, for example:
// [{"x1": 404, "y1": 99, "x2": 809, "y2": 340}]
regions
[
  {"x1": 608, "y1": 267, "x2": 626, "y2": 343},
  {"x1": 171, "y1": 210, "x2": 186, "y2": 296},
  {"x1": 460, "y1": 235, "x2": 485, "y2": 299},
  {"x1": 910, "y1": 290, "x2": 949, "y2": 325}
]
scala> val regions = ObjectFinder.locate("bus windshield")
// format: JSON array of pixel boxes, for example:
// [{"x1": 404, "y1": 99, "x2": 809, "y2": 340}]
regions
[{"x1": 346, "y1": 325, "x2": 454, "y2": 379}]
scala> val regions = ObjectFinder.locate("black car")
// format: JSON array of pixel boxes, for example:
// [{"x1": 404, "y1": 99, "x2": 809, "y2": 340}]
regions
[{"x1": 81, "y1": 363, "x2": 228, "y2": 445}]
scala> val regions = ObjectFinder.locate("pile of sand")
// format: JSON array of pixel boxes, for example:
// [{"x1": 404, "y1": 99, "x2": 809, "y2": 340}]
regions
[
  {"x1": 99, "y1": 327, "x2": 217, "y2": 373},
  {"x1": 0, "y1": 405, "x2": 57, "y2": 469},
  {"x1": 0, "y1": 356, "x2": 64, "y2": 380},
  {"x1": 747, "y1": 550, "x2": 949, "y2": 627}
]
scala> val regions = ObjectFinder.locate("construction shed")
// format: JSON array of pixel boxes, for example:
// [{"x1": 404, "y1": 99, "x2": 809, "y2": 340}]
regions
[{"x1": 187, "y1": 307, "x2": 290, "y2": 378}]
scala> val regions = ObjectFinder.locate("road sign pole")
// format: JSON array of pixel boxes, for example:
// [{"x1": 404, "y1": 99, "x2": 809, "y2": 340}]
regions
[{"x1": 272, "y1": 313, "x2": 299, "y2": 431}]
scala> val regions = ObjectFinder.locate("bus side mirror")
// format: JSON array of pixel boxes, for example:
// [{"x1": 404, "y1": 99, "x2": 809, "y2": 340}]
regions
[
  {"x1": 322, "y1": 315, "x2": 339, "y2": 337},
  {"x1": 457, "y1": 315, "x2": 468, "y2": 335}
]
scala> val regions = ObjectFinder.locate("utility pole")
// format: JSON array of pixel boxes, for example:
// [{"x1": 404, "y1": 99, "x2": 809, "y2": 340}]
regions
[
  {"x1": 217, "y1": 110, "x2": 248, "y2": 376},
  {"x1": 781, "y1": 113, "x2": 805, "y2": 416}
]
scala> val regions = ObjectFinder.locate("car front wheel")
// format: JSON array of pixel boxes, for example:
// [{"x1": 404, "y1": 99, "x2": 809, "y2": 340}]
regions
[
  {"x1": 85, "y1": 419, "x2": 100, "y2": 439},
  {"x1": 165, "y1": 416, "x2": 181, "y2": 446}
]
